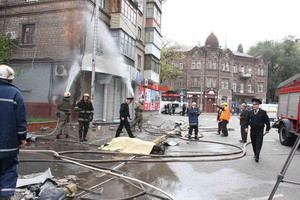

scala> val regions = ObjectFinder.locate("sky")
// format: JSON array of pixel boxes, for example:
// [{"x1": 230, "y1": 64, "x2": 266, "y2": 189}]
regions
[{"x1": 161, "y1": 0, "x2": 300, "y2": 52}]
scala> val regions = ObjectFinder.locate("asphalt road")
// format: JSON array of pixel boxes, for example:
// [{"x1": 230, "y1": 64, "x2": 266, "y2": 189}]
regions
[
  {"x1": 129, "y1": 113, "x2": 300, "y2": 200},
  {"x1": 19, "y1": 113, "x2": 300, "y2": 200}
]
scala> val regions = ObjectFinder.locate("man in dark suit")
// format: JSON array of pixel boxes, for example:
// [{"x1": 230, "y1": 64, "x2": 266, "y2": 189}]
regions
[
  {"x1": 239, "y1": 103, "x2": 249, "y2": 143},
  {"x1": 115, "y1": 97, "x2": 134, "y2": 138},
  {"x1": 246, "y1": 98, "x2": 270, "y2": 162}
]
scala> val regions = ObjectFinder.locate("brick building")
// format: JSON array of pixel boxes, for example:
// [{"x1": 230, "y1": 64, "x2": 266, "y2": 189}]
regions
[
  {"x1": 0, "y1": 0, "x2": 162, "y2": 121},
  {"x1": 161, "y1": 33, "x2": 268, "y2": 112}
]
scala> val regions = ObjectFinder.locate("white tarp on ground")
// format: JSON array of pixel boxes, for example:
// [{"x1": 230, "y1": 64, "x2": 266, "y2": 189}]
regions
[{"x1": 100, "y1": 137, "x2": 155, "y2": 155}]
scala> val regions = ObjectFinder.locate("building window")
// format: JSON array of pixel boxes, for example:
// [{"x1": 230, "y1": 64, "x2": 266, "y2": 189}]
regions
[
  {"x1": 138, "y1": 27, "x2": 142, "y2": 40},
  {"x1": 196, "y1": 61, "x2": 201, "y2": 69},
  {"x1": 137, "y1": 55, "x2": 142, "y2": 69},
  {"x1": 145, "y1": 28, "x2": 162, "y2": 48},
  {"x1": 145, "y1": 55, "x2": 160, "y2": 74},
  {"x1": 226, "y1": 62, "x2": 229, "y2": 71},
  {"x1": 207, "y1": 60, "x2": 217, "y2": 70},
  {"x1": 240, "y1": 83, "x2": 244, "y2": 93},
  {"x1": 121, "y1": 0, "x2": 137, "y2": 25},
  {"x1": 146, "y1": 3, "x2": 161, "y2": 26},
  {"x1": 240, "y1": 65, "x2": 244, "y2": 73},
  {"x1": 221, "y1": 79, "x2": 229, "y2": 89},
  {"x1": 207, "y1": 60, "x2": 212, "y2": 69},
  {"x1": 22, "y1": 24, "x2": 35, "y2": 44},
  {"x1": 191, "y1": 77, "x2": 201, "y2": 87},
  {"x1": 191, "y1": 60, "x2": 196, "y2": 69},
  {"x1": 114, "y1": 31, "x2": 135, "y2": 59},
  {"x1": 207, "y1": 77, "x2": 216, "y2": 88},
  {"x1": 232, "y1": 81, "x2": 237, "y2": 92},
  {"x1": 222, "y1": 63, "x2": 225, "y2": 71},
  {"x1": 233, "y1": 64, "x2": 237, "y2": 73},
  {"x1": 257, "y1": 68, "x2": 261, "y2": 76},
  {"x1": 258, "y1": 83, "x2": 264, "y2": 92},
  {"x1": 261, "y1": 68, "x2": 264, "y2": 76},
  {"x1": 248, "y1": 66, "x2": 252, "y2": 74},
  {"x1": 248, "y1": 83, "x2": 252, "y2": 93}
]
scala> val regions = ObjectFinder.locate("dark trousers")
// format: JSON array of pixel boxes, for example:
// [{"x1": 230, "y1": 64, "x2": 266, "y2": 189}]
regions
[
  {"x1": 182, "y1": 110, "x2": 186, "y2": 116},
  {"x1": 250, "y1": 129, "x2": 264, "y2": 159},
  {"x1": 188, "y1": 125, "x2": 198, "y2": 136},
  {"x1": 115, "y1": 119, "x2": 134, "y2": 138},
  {"x1": 241, "y1": 125, "x2": 248, "y2": 142},
  {"x1": 79, "y1": 121, "x2": 89, "y2": 139},
  {"x1": 0, "y1": 156, "x2": 18, "y2": 197},
  {"x1": 218, "y1": 120, "x2": 228, "y2": 136}
]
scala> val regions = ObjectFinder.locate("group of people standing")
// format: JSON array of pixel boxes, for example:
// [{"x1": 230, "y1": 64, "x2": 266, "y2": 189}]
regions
[
  {"x1": 56, "y1": 92, "x2": 94, "y2": 142},
  {"x1": 187, "y1": 98, "x2": 270, "y2": 163}
]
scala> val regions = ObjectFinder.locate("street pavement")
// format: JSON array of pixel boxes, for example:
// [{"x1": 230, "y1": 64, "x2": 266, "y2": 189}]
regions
[
  {"x1": 128, "y1": 113, "x2": 300, "y2": 200},
  {"x1": 19, "y1": 113, "x2": 300, "y2": 200}
]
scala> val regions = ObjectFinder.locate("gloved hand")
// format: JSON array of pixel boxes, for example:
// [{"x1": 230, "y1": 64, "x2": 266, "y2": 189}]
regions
[{"x1": 89, "y1": 115, "x2": 93, "y2": 122}]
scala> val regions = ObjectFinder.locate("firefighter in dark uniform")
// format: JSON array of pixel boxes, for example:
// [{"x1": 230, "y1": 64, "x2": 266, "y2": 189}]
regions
[
  {"x1": 56, "y1": 92, "x2": 72, "y2": 139},
  {"x1": 75, "y1": 93, "x2": 94, "y2": 142},
  {"x1": 245, "y1": 98, "x2": 270, "y2": 162},
  {"x1": 239, "y1": 103, "x2": 249, "y2": 143},
  {"x1": 115, "y1": 97, "x2": 135, "y2": 138}
]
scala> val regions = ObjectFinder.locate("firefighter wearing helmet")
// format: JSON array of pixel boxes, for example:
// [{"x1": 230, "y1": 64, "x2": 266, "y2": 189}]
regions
[
  {"x1": 0, "y1": 65, "x2": 27, "y2": 199},
  {"x1": 56, "y1": 91, "x2": 72, "y2": 139},
  {"x1": 213, "y1": 102, "x2": 231, "y2": 137},
  {"x1": 74, "y1": 93, "x2": 94, "y2": 142}
]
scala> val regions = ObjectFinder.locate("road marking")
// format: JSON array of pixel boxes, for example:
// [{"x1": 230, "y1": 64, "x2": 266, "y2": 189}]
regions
[
  {"x1": 249, "y1": 194, "x2": 284, "y2": 200},
  {"x1": 205, "y1": 118, "x2": 208, "y2": 120}
]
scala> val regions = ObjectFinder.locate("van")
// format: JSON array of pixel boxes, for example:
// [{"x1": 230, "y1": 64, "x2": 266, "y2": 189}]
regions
[{"x1": 260, "y1": 104, "x2": 278, "y2": 121}]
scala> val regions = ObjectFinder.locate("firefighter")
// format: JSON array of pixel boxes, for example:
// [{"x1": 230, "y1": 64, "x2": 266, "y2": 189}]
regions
[
  {"x1": 75, "y1": 93, "x2": 94, "y2": 142},
  {"x1": 187, "y1": 102, "x2": 200, "y2": 139},
  {"x1": 213, "y1": 102, "x2": 230, "y2": 137},
  {"x1": 0, "y1": 65, "x2": 27, "y2": 199},
  {"x1": 56, "y1": 92, "x2": 72, "y2": 139},
  {"x1": 239, "y1": 103, "x2": 249, "y2": 143},
  {"x1": 115, "y1": 97, "x2": 135, "y2": 138},
  {"x1": 132, "y1": 99, "x2": 144, "y2": 132},
  {"x1": 245, "y1": 98, "x2": 270, "y2": 162}
]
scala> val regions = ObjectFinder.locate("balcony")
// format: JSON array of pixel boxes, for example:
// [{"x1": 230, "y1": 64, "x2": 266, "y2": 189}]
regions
[
  {"x1": 144, "y1": 69, "x2": 159, "y2": 84},
  {"x1": 239, "y1": 72, "x2": 251, "y2": 78}
]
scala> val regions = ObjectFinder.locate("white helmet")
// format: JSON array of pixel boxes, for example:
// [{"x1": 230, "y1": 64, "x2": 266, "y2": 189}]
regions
[
  {"x1": 0, "y1": 65, "x2": 15, "y2": 80},
  {"x1": 63, "y1": 92, "x2": 71, "y2": 98}
]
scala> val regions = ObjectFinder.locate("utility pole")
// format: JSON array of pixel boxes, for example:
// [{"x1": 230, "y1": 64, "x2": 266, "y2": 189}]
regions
[{"x1": 91, "y1": 0, "x2": 99, "y2": 103}]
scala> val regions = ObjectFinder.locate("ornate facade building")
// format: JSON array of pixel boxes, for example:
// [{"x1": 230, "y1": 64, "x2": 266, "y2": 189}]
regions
[{"x1": 161, "y1": 33, "x2": 268, "y2": 112}]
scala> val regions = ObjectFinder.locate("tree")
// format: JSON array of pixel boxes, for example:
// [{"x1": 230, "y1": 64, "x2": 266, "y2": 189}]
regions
[
  {"x1": 159, "y1": 40, "x2": 185, "y2": 84},
  {"x1": 0, "y1": 34, "x2": 13, "y2": 64},
  {"x1": 248, "y1": 36, "x2": 300, "y2": 102},
  {"x1": 237, "y1": 44, "x2": 244, "y2": 53}
]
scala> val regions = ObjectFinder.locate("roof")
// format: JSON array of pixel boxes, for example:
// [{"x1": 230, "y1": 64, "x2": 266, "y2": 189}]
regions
[
  {"x1": 231, "y1": 51, "x2": 254, "y2": 58},
  {"x1": 205, "y1": 32, "x2": 219, "y2": 48},
  {"x1": 277, "y1": 73, "x2": 300, "y2": 89}
]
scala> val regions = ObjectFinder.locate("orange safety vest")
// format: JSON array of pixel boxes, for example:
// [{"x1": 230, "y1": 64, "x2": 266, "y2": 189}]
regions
[{"x1": 219, "y1": 107, "x2": 230, "y2": 121}]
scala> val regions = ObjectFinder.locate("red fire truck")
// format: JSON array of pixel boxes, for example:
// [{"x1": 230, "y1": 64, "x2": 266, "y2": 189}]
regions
[{"x1": 275, "y1": 74, "x2": 300, "y2": 146}]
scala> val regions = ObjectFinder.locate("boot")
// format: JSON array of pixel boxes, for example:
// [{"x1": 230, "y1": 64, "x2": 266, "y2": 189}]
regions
[
  {"x1": 79, "y1": 132, "x2": 83, "y2": 142},
  {"x1": 83, "y1": 132, "x2": 88, "y2": 141}
]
